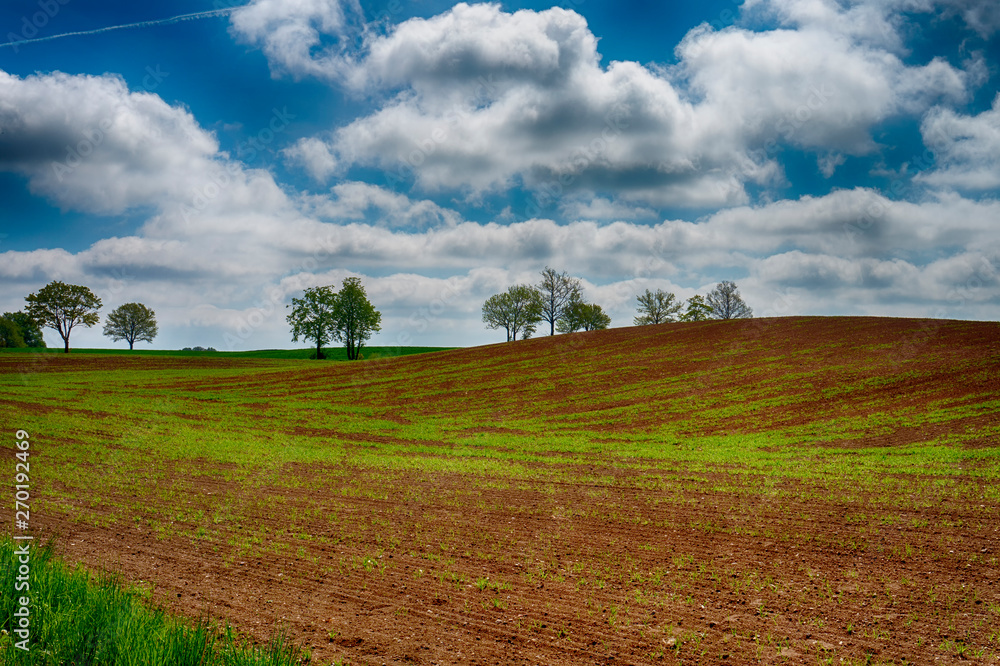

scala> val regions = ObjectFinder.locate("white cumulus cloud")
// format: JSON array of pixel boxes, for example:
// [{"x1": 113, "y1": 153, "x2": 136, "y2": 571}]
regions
[
  {"x1": 0, "y1": 70, "x2": 221, "y2": 215},
  {"x1": 917, "y1": 93, "x2": 1000, "y2": 191}
]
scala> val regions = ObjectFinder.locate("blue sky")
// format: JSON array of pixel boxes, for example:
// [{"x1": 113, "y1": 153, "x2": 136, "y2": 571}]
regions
[{"x1": 1, "y1": 0, "x2": 998, "y2": 350}]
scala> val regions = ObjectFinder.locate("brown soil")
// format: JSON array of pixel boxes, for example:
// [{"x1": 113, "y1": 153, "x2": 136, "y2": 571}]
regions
[{"x1": 30, "y1": 462, "x2": 1000, "y2": 665}]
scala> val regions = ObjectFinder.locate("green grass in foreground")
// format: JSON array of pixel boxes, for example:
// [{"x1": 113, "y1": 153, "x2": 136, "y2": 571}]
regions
[
  {"x1": 0, "y1": 538, "x2": 309, "y2": 666},
  {"x1": 0, "y1": 345, "x2": 454, "y2": 360}
]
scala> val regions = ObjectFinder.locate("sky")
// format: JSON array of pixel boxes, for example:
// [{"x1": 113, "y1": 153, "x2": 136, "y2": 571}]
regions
[{"x1": 0, "y1": 0, "x2": 998, "y2": 350}]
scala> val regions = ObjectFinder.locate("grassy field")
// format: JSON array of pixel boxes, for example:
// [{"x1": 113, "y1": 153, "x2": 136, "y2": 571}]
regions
[{"x1": 1, "y1": 316, "x2": 998, "y2": 664}]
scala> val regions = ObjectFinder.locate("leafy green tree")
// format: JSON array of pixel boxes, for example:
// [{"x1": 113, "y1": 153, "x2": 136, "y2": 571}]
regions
[
  {"x1": 482, "y1": 284, "x2": 544, "y2": 342},
  {"x1": 286, "y1": 285, "x2": 338, "y2": 359},
  {"x1": 633, "y1": 288, "x2": 682, "y2": 325},
  {"x1": 1, "y1": 312, "x2": 46, "y2": 347},
  {"x1": 0, "y1": 317, "x2": 26, "y2": 348},
  {"x1": 577, "y1": 302, "x2": 611, "y2": 331},
  {"x1": 679, "y1": 295, "x2": 712, "y2": 322},
  {"x1": 331, "y1": 277, "x2": 381, "y2": 361},
  {"x1": 538, "y1": 267, "x2": 582, "y2": 336},
  {"x1": 103, "y1": 303, "x2": 158, "y2": 349},
  {"x1": 557, "y1": 299, "x2": 611, "y2": 332},
  {"x1": 24, "y1": 281, "x2": 102, "y2": 353},
  {"x1": 707, "y1": 281, "x2": 753, "y2": 319}
]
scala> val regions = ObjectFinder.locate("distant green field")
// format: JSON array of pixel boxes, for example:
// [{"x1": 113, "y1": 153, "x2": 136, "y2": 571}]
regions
[{"x1": 0, "y1": 345, "x2": 455, "y2": 360}]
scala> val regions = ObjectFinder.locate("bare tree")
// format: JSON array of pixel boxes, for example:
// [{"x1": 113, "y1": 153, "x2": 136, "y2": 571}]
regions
[
  {"x1": 634, "y1": 289, "x2": 682, "y2": 325},
  {"x1": 706, "y1": 281, "x2": 753, "y2": 319},
  {"x1": 538, "y1": 267, "x2": 582, "y2": 335}
]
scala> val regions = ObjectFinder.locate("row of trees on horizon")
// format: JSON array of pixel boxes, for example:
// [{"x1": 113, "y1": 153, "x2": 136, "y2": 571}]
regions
[
  {"x1": 1, "y1": 282, "x2": 158, "y2": 353},
  {"x1": 482, "y1": 267, "x2": 753, "y2": 342},
  {"x1": 4, "y1": 275, "x2": 753, "y2": 356}
]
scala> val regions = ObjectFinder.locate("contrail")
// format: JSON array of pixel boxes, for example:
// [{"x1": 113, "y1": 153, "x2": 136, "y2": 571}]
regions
[{"x1": 1, "y1": 6, "x2": 245, "y2": 49}]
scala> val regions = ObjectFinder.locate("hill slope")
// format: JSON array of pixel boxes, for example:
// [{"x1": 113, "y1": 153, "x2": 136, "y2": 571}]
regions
[
  {"x1": 266, "y1": 315, "x2": 1000, "y2": 450},
  {"x1": 2, "y1": 316, "x2": 998, "y2": 666}
]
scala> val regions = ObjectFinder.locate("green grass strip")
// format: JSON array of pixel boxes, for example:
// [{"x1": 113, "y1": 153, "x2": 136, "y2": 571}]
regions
[
  {"x1": 0, "y1": 537, "x2": 308, "y2": 666},
  {"x1": 0, "y1": 346, "x2": 454, "y2": 360}
]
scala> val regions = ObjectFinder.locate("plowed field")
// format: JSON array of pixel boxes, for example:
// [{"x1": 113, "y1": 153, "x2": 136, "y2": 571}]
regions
[{"x1": 2, "y1": 316, "x2": 999, "y2": 664}]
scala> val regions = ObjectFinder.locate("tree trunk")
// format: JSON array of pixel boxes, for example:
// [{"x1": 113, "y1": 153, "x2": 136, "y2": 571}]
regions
[
  {"x1": 129, "y1": 339, "x2": 134, "y2": 350},
  {"x1": 316, "y1": 340, "x2": 322, "y2": 360},
  {"x1": 63, "y1": 336, "x2": 70, "y2": 353}
]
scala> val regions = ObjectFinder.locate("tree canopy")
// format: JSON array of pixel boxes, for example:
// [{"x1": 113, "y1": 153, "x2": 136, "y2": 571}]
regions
[
  {"x1": 707, "y1": 281, "x2": 753, "y2": 319},
  {"x1": 557, "y1": 299, "x2": 611, "y2": 332},
  {"x1": 634, "y1": 289, "x2": 682, "y2": 325},
  {"x1": 482, "y1": 284, "x2": 544, "y2": 342},
  {"x1": 538, "y1": 267, "x2": 582, "y2": 336},
  {"x1": 24, "y1": 281, "x2": 102, "y2": 353},
  {"x1": 287, "y1": 279, "x2": 381, "y2": 360},
  {"x1": 0, "y1": 317, "x2": 26, "y2": 348},
  {"x1": 103, "y1": 303, "x2": 159, "y2": 349},
  {"x1": 679, "y1": 295, "x2": 712, "y2": 322},
  {"x1": 331, "y1": 277, "x2": 382, "y2": 361},
  {"x1": 1, "y1": 312, "x2": 46, "y2": 348},
  {"x1": 286, "y1": 285, "x2": 338, "y2": 359}
]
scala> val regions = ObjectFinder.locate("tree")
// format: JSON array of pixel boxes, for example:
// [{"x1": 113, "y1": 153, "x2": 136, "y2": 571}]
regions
[
  {"x1": 0, "y1": 317, "x2": 26, "y2": 348},
  {"x1": 331, "y1": 277, "x2": 381, "y2": 361},
  {"x1": 706, "y1": 281, "x2": 753, "y2": 319},
  {"x1": 103, "y1": 303, "x2": 158, "y2": 349},
  {"x1": 557, "y1": 299, "x2": 611, "y2": 332},
  {"x1": 633, "y1": 289, "x2": 682, "y2": 325},
  {"x1": 679, "y1": 295, "x2": 712, "y2": 322},
  {"x1": 1, "y1": 312, "x2": 46, "y2": 347},
  {"x1": 538, "y1": 267, "x2": 582, "y2": 336},
  {"x1": 24, "y1": 281, "x2": 102, "y2": 353},
  {"x1": 287, "y1": 285, "x2": 338, "y2": 359},
  {"x1": 482, "y1": 284, "x2": 544, "y2": 342}
]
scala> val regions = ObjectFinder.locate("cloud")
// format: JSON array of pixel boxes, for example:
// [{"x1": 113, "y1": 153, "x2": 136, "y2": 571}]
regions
[
  {"x1": 935, "y1": 0, "x2": 1000, "y2": 37},
  {"x1": 557, "y1": 195, "x2": 658, "y2": 221},
  {"x1": 817, "y1": 153, "x2": 847, "y2": 177},
  {"x1": 297, "y1": 181, "x2": 462, "y2": 228},
  {"x1": 753, "y1": 251, "x2": 916, "y2": 290},
  {"x1": 0, "y1": 70, "x2": 223, "y2": 215},
  {"x1": 0, "y1": 248, "x2": 78, "y2": 281},
  {"x1": 745, "y1": 0, "x2": 1000, "y2": 43},
  {"x1": 238, "y1": 1, "x2": 975, "y2": 211},
  {"x1": 317, "y1": 3, "x2": 756, "y2": 208},
  {"x1": 676, "y1": 24, "x2": 969, "y2": 154},
  {"x1": 229, "y1": 0, "x2": 364, "y2": 81},
  {"x1": 916, "y1": 93, "x2": 1000, "y2": 191},
  {"x1": 284, "y1": 136, "x2": 338, "y2": 180}
]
